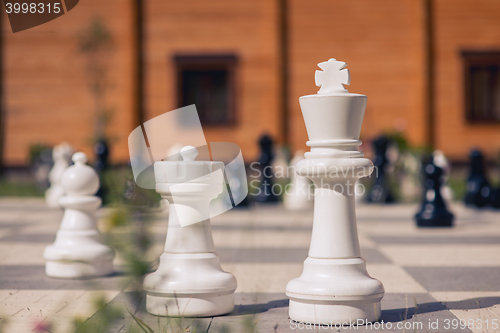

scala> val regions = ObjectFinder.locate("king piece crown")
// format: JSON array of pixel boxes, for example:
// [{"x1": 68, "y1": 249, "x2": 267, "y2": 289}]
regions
[{"x1": 315, "y1": 58, "x2": 351, "y2": 94}]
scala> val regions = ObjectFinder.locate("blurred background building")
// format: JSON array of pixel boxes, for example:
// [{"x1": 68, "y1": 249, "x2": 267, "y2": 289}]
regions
[{"x1": 1, "y1": 0, "x2": 500, "y2": 168}]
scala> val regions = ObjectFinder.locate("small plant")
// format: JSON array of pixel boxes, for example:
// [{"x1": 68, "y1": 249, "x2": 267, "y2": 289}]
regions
[{"x1": 77, "y1": 17, "x2": 116, "y2": 155}]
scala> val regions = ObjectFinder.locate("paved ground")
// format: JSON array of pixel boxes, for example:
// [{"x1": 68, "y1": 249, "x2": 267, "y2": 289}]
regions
[{"x1": 1, "y1": 198, "x2": 500, "y2": 333}]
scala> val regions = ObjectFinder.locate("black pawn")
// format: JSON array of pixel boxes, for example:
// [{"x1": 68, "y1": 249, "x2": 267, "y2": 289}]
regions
[
  {"x1": 94, "y1": 138, "x2": 110, "y2": 203},
  {"x1": 367, "y1": 135, "x2": 395, "y2": 203},
  {"x1": 491, "y1": 188, "x2": 500, "y2": 209},
  {"x1": 415, "y1": 156, "x2": 454, "y2": 227},
  {"x1": 255, "y1": 134, "x2": 279, "y2": 203},
  {"x1": 464, "y1": 149, "x2": 491, "y2": 208}
]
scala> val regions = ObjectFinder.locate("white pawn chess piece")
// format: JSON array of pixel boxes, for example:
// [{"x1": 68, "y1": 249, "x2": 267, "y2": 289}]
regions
[
  {"x1": 284, "y1": 150, "x2": 313, "y2": 210},
  {"x1": 143, "y1": 146, "x2": 237, "y2": 317},
  {"x1": 43, "y1": 152, "x2": 115, "y2": 278},
  {"x1": 286, "y1": 59, "x2": 384, "y2": 324},
  {"x1": 433, "y1": 149, "x2": 455, "y2": 201},
  {"x1": 398, "y1": 152, "x2": 421, "y2": 202},
  {"x1": 45, "y1": 143, "x2": 74, "y2": 207}
]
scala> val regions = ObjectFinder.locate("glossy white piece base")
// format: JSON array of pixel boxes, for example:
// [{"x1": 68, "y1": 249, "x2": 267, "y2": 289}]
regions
[
  {"x1": 143, "y1": 252, "x2": 236, "y2": 317},
  {"x1": 43, "y1": 197, "x2": 115, "y2": 278},
  {"x1": 286, "y1": 258, "x2": 383, "y2": 324},
  {"x1": 45, "y1": 259, "x2": 113, "y2": 279},
  {"x1": 288, "y1": 299, "x2": 381, "y2": 325},
  {"x1": 44, "y1": 226, "x2": 115, "y2": 278}
]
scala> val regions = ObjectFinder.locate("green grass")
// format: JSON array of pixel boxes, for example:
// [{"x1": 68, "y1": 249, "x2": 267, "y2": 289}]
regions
[
  {"x1": 0, "y1": 179, "x2": 44, "y2": 197},
  {"x1": 448, "y1": 174, "x2": 467, "y2": 201}
]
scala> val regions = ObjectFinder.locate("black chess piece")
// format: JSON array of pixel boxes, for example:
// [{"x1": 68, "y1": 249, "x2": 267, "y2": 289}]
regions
[
  {"x1": 367, "y1": 135, "x2": 395, "y2": 203},
  {"x1": 490, "y1": 150, "x2": 500, "y2": 209},
  {"x1": 94, "y1": 138, "x2": 110, "y2": 203},
  {"x1": 255, "y1": 134, "x2": 279, "y2": 203},
  {"x1": 464, "y1": 149, "x2": 491, "y2": 208},
  {"x1": 491, "y1": 188, "x2": 500, "y2": 209},
  {"x1": 29, "y1": 145, "x2": 53, "y2": 189},
  {"x1": 415, "y1": 156, "x2": 454, "y2": 227},
  {"x1": 94, "y1": 138, "x2": 110, "y2": 172}
]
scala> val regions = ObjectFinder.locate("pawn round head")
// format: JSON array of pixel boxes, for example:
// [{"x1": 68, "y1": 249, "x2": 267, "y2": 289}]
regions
[
  {"x1": 180, "y1": 146, "x2": 198, "y2": 161},
  {"x1": 61, "y1": 152, "x2": 100, "y2": 196}
]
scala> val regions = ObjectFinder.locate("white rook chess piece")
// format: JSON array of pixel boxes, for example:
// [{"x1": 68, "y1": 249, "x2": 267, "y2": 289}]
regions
[
  {"x1": 286, "y1": 59, "x2": 384, "y2": 324},
  {"x1": 284, "y1": 150, "x2": 313, "y2": 210},
  {"x1": 143, "y1": 146, "x2": 237, "y2": 317},
  {"x1": 44, "y1": 152, "x2": 115, "y2": 278},
  {"x1": 45, "y1": 142, "x2": 74, "y2": 207}
]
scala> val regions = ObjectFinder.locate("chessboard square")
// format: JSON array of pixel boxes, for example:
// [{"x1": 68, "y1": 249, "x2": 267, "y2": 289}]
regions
[
  {"x1": 0, "y1": 265, "x2": 128, "y2": 290},
  {"x1": 406, "y1": 267, "x2": 500, "y2": 292},
  {"x1": 212, "y1": 230, "x2": 314, "y2": 248},
  {"x1": 430, "y1": 291, "x2": 500, "y2": 306},
  {"x1": 487, "y1": 302, "x2": 500, "y2": 319},
  {"x1": 0, "y1": 243, "x2": 47, "y2": 265},
  {"x1": 209, "y1": 292, "x2": 290, "y2": 333},
  {"x1": 215, "y1": 247, "x2": 389, "y2": 263},
  {"x1": 378, "y1": 245, "x2": 500, "y2": 267},
  {"x1": 379, "y1": 293, "x2": 474, "y2": 333},
  {"x1": 358, "y1": 221, "x2": 418, "y2": 235},
  {"x1": 372, "y1": 235, "x2": 500, "y2": 245},
  {"x1": 430, "y1": 292, "x2": 500, "y2": 333},
  {"x1": 221, "y1": 263, "x2": 302, "y2": 293},
  {"x1": 211, "y1": 205, "x2": 313, "y2": 227},
  {"x1": 0, "y1": 228, "x2": 13, "y2": 239},
  {"x1": 218, "y1": 247, "x2": 308, "y2": 263},
  {"x1": 0, "y1": 289, "x2": 119, "y2": 333},
  {"x1": 220, "y1": 263, "x2": 425, "y2": 295},
  {"x1": 16, "y1": 222, "x2": 61, "y2": 235},
  {"x1": 366, "y1": 263, "x2": 427, "y2": 293},
  {"x1": 1, "y1": 233, "x2": 55, "y2": 243}
]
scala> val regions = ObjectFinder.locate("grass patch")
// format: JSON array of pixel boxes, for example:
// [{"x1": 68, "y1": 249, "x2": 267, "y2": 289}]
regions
[
  {"x1": 448, "y1": 174, "x2": 467, "y2": 201},
  {"x1": 0, "y1": 179, "x2": 44, "y2": 197}
]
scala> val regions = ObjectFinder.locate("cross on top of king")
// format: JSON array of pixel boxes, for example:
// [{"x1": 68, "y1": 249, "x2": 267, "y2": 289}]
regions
[{"x1": 315, "y1": 58, "x2": 351, "y2": 94}]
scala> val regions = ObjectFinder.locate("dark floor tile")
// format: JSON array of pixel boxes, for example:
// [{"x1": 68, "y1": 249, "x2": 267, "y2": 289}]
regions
[
  {"x1": 0, "y1": 265, "x2": 130, "y2": 290},
  {"x1": 405, "y1": 267, "x2": 500, "y2": 291},
  {"x1": 216, "y1": 247, "x2": 390, "y2": 263},
  {"x1": 1, "y1": 233, "x2": 55, "y2": 242},
  {"x1": 372, "y1": 235, "x2": 500, "y2": 244}
]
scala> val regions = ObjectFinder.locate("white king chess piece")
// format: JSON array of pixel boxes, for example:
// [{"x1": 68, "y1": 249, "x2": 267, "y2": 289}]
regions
[
  {"x1": 45, "y1": 142, "x2": 74, "y2": 207},
  {"x1": 286, "y1": 59, "x2": 384, "y2": 324},
  {"x1": 143, "y1": 146, "x2": 237, "y2": 317},
  {"x1": 44, "y1": 152, "x2": 115, "y2": 278}
]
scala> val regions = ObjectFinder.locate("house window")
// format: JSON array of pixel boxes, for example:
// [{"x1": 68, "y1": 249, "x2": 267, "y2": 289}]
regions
[
  {"x1": 463, "y1": 51, "x2": 500, "y2": 123},
  {"x1": 175, "y1": 55, "x2": 237, "y2": 125}
]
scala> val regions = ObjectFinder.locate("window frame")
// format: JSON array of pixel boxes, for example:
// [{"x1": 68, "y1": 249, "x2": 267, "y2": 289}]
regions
[
  {"x1": 174, "y1": 54, "x2": 238, "y2": 126},
  {"x1": 462, "y1": 50, "x2": 500, "y2": 124}
]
